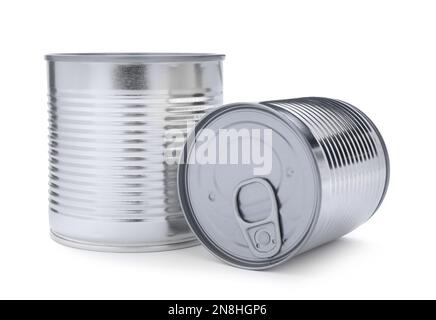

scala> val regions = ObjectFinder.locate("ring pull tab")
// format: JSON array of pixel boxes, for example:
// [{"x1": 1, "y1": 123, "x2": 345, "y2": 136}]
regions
[{"x1": 233, "y1": 177, "x2": 282, "y2": 258}]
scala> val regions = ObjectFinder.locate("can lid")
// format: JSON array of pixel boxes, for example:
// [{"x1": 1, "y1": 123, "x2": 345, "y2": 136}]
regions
[
  {"x1": 45, "y1": 53, "x2": 225, "y2": 63},
  {"x1": 178, "y1": 103, "x2": 321, "y2": 269}
]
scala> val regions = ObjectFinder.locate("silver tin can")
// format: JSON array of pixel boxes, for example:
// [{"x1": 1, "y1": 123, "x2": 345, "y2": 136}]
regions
[
  {"x1": 178, "y1": 97, "x2": 389, "y2": 269},
  {"x1": 46, "y1": 53, "x2": 224, "y2": 252}
]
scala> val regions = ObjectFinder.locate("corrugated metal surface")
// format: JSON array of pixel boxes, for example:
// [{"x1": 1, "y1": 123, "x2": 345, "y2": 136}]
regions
[{"x1": 47, "y1": 54, "x2": 224, "y2": 251}]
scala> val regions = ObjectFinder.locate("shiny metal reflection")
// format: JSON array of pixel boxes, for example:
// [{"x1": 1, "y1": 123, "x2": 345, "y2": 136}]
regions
[
  {"x1": 46, "y1": 53, "x2": 224, "y2": 252},
  {"x1": 178, "y1": 97, "x2": 389, "y2": 269}
]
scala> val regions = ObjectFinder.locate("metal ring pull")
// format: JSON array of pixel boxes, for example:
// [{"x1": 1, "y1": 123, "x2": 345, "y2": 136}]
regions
[{"x1": 233, "y1": 177, "x2": 283, "y2": 258}]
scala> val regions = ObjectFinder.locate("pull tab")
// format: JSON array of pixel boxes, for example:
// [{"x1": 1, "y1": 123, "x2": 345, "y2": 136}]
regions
[{"x1": 233, "y1": 178, "x2": 282, "y2": 258}]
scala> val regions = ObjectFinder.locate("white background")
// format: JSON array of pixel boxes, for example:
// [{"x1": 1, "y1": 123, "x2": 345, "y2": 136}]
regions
[{"x1": 0, "y1": 0, "x2": 435, "y2": 300}]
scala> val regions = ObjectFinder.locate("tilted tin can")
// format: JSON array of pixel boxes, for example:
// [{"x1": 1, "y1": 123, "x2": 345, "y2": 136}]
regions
[
  {"x1": 178, "y1": 97, "x2": 389, "y2": 269},
  {"x1": 46, "y1": 53, "x2": 224, "y2": 252}
]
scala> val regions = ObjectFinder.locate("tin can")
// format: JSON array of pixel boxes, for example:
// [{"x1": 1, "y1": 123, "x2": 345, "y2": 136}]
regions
[
  {"x1": 178, "y1": 97, "x2": 389, "y2": 269},
  {"x1": 46, "y1": 53, "x2": 224, "y2": 252}
]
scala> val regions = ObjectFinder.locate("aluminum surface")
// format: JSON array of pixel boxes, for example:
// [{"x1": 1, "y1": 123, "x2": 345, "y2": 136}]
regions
[
  {"x1": 47, "y1": 53, "x2": 224, "y2": 252},
  {"x1": 178, "y1": 97, "x2": 389, "y2": 269}
]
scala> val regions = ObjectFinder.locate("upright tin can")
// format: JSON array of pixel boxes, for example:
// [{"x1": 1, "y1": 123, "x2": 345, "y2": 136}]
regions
[
  {"x1": 178, "y1": 97, "x2": 389, "y2": 269},
  {"x1": 46, "y1": 53, "x2": 224, "y2": 252}
]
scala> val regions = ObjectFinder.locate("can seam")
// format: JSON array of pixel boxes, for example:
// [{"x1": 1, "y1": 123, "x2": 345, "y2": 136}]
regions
[
  {"x1": 50, "y1": 231, "x2": 199, "y2": 253},
  {"x1": 45, "y1": 53, "x2": 225, "y2": 63}
]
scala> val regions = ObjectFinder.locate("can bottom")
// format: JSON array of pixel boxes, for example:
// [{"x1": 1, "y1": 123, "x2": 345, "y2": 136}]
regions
[{"x1": 50, "y1": 231, "x2": 199, "y2": 253}]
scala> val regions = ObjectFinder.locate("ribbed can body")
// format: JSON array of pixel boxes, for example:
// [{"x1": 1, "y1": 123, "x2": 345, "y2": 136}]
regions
[
  {"x1": 46, "y1": 54, "x2": 224, "y2": 252},
  {"x1": 178, "y1": 97, "x2": 389, "y2": 269},
  {"x1": 264, "y1": 97, "x2": 389, "y2": 253}
]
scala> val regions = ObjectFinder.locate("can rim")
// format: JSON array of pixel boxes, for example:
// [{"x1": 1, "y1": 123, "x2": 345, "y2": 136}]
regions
[
  {"x1": 177, "y1": 102, "x2": 323, "y2": 270},
  {"x1": 45, "y1": 52, "x2": 225, "y2": 63}
]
